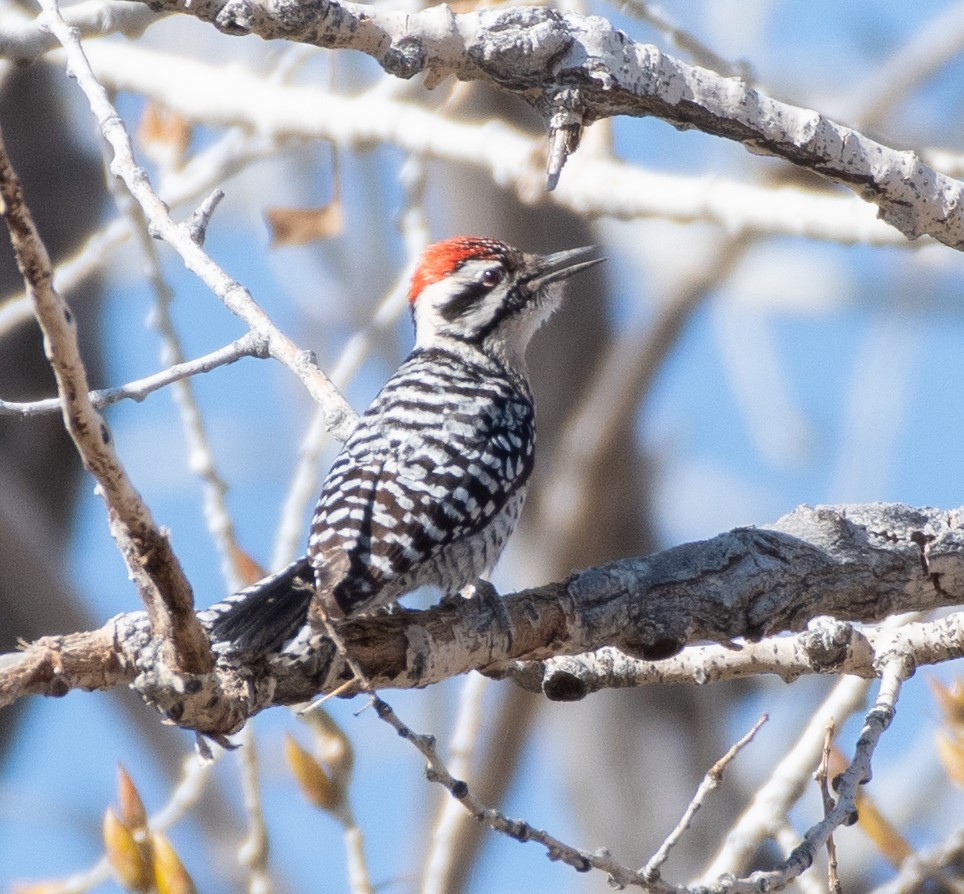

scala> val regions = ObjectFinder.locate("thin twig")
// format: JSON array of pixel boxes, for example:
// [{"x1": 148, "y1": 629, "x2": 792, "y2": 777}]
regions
[
  {"x1": 0, "y1": 332, "x2": 267, "y2": 416},
  {"x1": 816, "y1": 718, "x2": 841, "y2": 894},
  {"x1": 643, "y1": 714, "x2": 768, "y2": 882},
  {"x1": 370, "y1": 695, "x2": 667, "y2": 891},
  {"x1": 236, "y1": 725, "x2": 272, "y2": 894}
]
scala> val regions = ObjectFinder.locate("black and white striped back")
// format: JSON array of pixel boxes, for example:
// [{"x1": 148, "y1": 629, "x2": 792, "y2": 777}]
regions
[{"x1": 308, "y1": 345, "x2": 535, "y2": 617}]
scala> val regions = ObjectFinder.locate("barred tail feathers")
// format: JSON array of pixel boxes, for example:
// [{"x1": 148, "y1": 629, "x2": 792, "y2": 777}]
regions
[{"x1": 201, "y1": 556, "x2": 315, "y2": 654}]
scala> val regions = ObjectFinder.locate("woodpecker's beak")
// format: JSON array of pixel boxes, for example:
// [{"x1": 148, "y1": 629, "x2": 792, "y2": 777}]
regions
[{"x1": 527, "y1": 246, "x2": 606, "y2": 292}]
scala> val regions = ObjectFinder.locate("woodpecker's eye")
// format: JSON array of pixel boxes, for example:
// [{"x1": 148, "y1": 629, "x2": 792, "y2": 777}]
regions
[{"x1": 481, "y1": 267, "x2": 503, "y2": 288}]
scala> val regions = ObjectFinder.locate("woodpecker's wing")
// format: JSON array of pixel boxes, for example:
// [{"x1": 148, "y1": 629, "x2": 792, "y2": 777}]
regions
[{"x1": 308, "y1": 348, "x2": 535, "y2": 616}]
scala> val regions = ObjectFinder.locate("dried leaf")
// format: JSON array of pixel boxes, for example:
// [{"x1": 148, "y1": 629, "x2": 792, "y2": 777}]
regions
[
  {"x1": 929, "y1": 677, "x2": 964, "y2": 729},
  {"x1": 116, "y1": 765, "x2": 148, "y2": 833},
  {"x1": 230, "y1": 543, "x2": 268, "y2": 587},
  {"x1": 137, "y1": 102, "x2": 191, "y2": 169},
  {"x1": 103, "y1": 808, "x2": 151, "y2": 892},
  {"x1": 265, "y1": 203, "x2": 344, "y2": 246},
  {"x1": 935, "y1": 730, "x2": 964, "y2": 787},
  {"x1": 151, "y1": 832, "x2": 198, "y2": 894},
  {"x1": 284, "y1": 732, "x2": 343, "y2": 810},
  {"x1": 302, "y1": 707, "x2": 354, "y2": 784}
]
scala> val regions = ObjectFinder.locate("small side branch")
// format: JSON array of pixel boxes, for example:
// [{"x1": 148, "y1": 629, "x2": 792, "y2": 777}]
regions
[
  {"x1": 509, "y1": 613, "x2": 961, "y2": 698},
  {"x1": 642, "y1": 715, "x2": 768, "y2": 882},
  {"x1": 0, "y1": 332, "x2": 269, "y2": 416},
  {"x1": 816, "y1": 719, "x2": 842, "y2": 893}
]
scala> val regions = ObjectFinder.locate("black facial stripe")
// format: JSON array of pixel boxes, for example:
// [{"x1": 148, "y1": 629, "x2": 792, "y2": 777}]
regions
[
  {"x1": 439, "y1": 278, "x2": 493, "y2": 322},
  {"x1": 438, "y1": 243, "x2": 532, "y2": 321},
  {"x1": 471, "y1": 284, "x2": 529, "y2": 344}
]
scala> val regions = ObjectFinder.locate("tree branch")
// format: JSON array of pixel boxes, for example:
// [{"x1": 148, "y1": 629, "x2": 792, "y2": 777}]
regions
[
  {"x1": 508, "y1": 612, "x2": 962, "y2": 699},
  {"x1": 37, "y1": 0, "x2": 359, "y2": 443},
  {"x1": 75, "y1": 40, "x2": 906, "y2": 247},
  {"x1": 1, "y1": 503, "x2": 962, "y2": 735},
  {"x1": 0, "y1": 126, "x2": 212, "y2": 675},
  {"x1": 121, "y1": 0, "x2": 964, "y2": 246},
  {"x1": 0, "y1": 332, "x2": 268, "y2": 416}
]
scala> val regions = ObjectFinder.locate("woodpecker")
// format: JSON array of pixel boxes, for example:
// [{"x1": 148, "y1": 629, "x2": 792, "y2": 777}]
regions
[{"x1": 204, "y1": 237, "x2": 603, "y2": 654}]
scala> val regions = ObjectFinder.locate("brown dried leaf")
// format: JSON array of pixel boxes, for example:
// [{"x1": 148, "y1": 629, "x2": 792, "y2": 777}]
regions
[
  {"x1": 137, "y1": 102, "x2": 191, "y2": 169},
  {"x1": 116, "y1": 764, "x2": 148, "y2": 833},
  {"x1": 151, "y1": 832, "x2": 198, "y2": 894},
  {"x1": 284, "y1": 732, "x2": 343, "y2": 810},
  {"x1": 265, "y1": 203, "x2": 344, "y2": 247},
  {"x1": 302, "y1": 707, "x2": 354, "y2": 784},
  {"x1": 103, "y1": 808, "x2": 151, "y2": 892}
]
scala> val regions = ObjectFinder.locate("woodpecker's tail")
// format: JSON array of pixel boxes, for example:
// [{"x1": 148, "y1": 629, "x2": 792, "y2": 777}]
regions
[{"x1": 200, "y1": 556, "x2": 315, "y2": 655}]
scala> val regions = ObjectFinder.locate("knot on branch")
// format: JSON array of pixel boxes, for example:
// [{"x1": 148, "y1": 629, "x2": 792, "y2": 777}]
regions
[
  {"x1": 214, "y1": 0, "x2": 255, "y2": 35},
  {"x1": 216, "y1": 0, "x2": 323, "y2": 36},
  {"x1": 384, "y1": 35, "x2": 427, "y2": 79},
  {"x1": 542, "y1": 87, "x2": 585, "y2": 190},
  {"x1": 118, "y1": 614, "x2": 253, "y2": 736},
  {"x1": 801, "y1": 617, "x2": 859, "y2": 672},
  {"x1": 468, "y1": 7, "x2": 572, "y2": 87}
]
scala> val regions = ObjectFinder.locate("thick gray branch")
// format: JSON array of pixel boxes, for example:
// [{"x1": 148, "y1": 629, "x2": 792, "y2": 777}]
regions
[
  {"x1": 128, "y1": 0, "x2": 964, "y2": 247},
  {"x1": 1, "y1": 503, "x2": 962, "y2": 735}
]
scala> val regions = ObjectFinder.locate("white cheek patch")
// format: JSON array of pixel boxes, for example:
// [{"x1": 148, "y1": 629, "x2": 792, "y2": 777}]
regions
[
  {"x1": 446, "y1": 298, "x2": 498, "y2": 336},
  {"x1": 414, "y1": 267, "x2": 497, "y2": 346}
]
